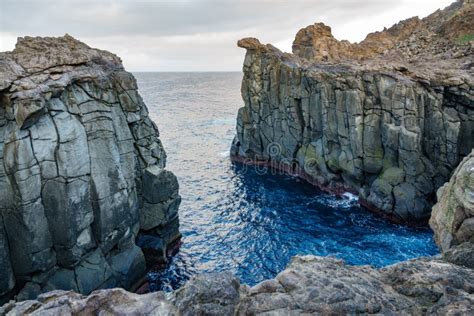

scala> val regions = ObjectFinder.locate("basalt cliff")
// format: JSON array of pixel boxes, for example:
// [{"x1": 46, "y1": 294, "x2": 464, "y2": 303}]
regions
[
  {"x1": 0, "y1": 35, "x2": 181, "y2": 302},
  {"x1": 231, "y1": 0, "x2": 473, "y2": 224}
]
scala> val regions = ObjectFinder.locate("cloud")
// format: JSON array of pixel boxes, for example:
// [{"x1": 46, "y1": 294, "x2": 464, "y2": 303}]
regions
[{"x1": 0, "y1": 0, "x2": 454, "y2": 71}]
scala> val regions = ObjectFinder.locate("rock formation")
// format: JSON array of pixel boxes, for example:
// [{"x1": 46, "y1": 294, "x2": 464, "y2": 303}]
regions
[
  {"x1": 3, "y1": 150, "x2": 474, "y2": 314},
  {"x1": 430, "y1": 150, "x2": 474, "y2": 253},
  {"x1": 1, "y1": 1, "x2": 474, "y2": 314},
  {"x1": 3, "y1": 252, "x2": 474, "y2": 315},
  {"x1": 292, "y1": 17, "x2": 421, "y2": 62},
  {"x1": 0, "y1": 35, "x2": 181, "y2": 301},
  {"x1": 292, "y1": 0, "x2": 473, "y2": 65},
  {"x1": 429, "y1": 150, "x2": 474, "y2": 270},
  {"x1": 231, "y1": 0, "x2": 473, "y2": 224}
]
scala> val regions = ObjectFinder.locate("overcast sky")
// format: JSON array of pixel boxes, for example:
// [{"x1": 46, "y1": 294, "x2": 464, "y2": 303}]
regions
[{"x1": 0, "y1": 0, "x2": 453, "y2": 71}]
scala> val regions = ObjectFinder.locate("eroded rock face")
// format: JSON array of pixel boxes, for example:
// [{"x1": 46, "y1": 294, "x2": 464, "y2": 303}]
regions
[
  {"x1": 0, "y1": 35, "x2": 181, "y2": 301},
  {"x1": 3, "y1": 254, "x2": 474, "y2": 315},
  {"x1": 231, "y1": 0, "x2": 474, "y2": 223},
  {"x1": 430, "y1": 150, "x2": 474, "y2": 252}
]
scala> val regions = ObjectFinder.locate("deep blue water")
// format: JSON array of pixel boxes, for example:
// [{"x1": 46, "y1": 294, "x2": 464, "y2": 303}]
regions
[{"x1": 134, "y1": 72, "x2": 438, "y2": 291}]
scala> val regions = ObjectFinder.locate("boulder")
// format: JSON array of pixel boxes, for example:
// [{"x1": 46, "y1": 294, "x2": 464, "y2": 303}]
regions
[
  {"x1": 43, "y1": 268, "x2": 79, "y2": 293},
  {"x1": 74, "y1": 249, "x2": 116, "y2": 294},
  {"x1": 172, "y1": 272, "x2": 241, "y2": 315}
]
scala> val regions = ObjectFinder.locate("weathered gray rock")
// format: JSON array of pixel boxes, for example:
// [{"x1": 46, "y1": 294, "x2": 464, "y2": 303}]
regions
[
  {"x1": 107, "y1": 243, "x2": 146, "y2": 289},
  {"x1": 15, "y1": 283, "x2": 41, "y2": 302},
  {"x1": 0, "y1": 35, "x2": 181, "y2": 300},
  {"x1": 172, "y1": 272, "x2": 241, "y2": 316},
  {"x1": 142, "y1": 166, "x2": 179, "y2": 204},
  {"x1": 140, "y1": 196, "x2": 181, "y2": 231},
  {"x1": 231, "y1": 2, "x2": 474, "y2": 224},
  {"x1": 140, "y1": 166, "x2": 180, "y2": 231},
  {"x1": 430, "y1": 150, "x2": 474, "y2": 251},
  {"x1": 442, "y1": 241, "x2": 474, "y2": 269},
  {"x1": 43, "y1": 268, "x2": 79, "y2": 293},
  {"x1": 3, "y1": 254, "x2": 473, "y2": 315},
  {"x1": 238, "y1": 255, "x2": 474, "y2": 315},
  {"x1": 136, "y1": 235, "x2": 166, "y2": 266},
  {"x1": 42, "y1": 177, "x2": 94, "y2": 267},
  {"x1": 74, "y1": 249, "x2": 115, "y2": 294},
  {"x1": 1, "y1": 289, "x2": 176, "y2": 316}
]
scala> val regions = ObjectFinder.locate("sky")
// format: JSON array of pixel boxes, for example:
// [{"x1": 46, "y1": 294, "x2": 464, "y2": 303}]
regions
[{"x1": 0, "y1": 0, "x2": 454, "y2": 71}]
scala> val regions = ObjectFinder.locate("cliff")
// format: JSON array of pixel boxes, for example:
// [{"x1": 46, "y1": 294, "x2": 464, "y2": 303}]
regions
[
  {"x1": 231, "y1": 0, "x2": 474, "y2": 224},
  {"x1": 0, "y1": 35, "x2": 181, "y2": 301}
]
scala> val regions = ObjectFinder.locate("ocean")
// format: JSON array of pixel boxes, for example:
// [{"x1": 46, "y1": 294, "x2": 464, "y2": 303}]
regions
[{"x1": 134, "y1": 72, "x2": 438, "y2": 291}]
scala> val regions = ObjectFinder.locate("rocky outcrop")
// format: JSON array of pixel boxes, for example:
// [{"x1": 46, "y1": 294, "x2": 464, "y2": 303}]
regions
[
  {"x1": 0, "y1": 35, "x2": 181, "y2": 301},
  {"x1": 430, "y1": 150, "x2": 474, "y2": 252},
  {"x1": 3, "y1": 253, "x2": 474, "y2": 315},
  {"x1": 293, "y1": 0, "x2": 473, "y2": 70},
  {"x1": 231, "y1": 0, "x2": 474, "y2": 224},
  {"x1": 237, "y1": 255, "x2": 474, "y2": 315},
  {"x1": 292, "y1": 17, "x2": 421, "y2": 62}
]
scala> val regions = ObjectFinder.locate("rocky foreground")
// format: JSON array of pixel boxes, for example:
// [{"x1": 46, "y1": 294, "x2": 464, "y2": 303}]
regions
[
  {"x1": 0, "y1": 35, "x2": 181, "y2": 301},
  {"x1": 231, "y1": 0, "x2": 473, "y2": 224},
  {"x1": 2, "y1": 253, "x2": 473, "y2": 315}
]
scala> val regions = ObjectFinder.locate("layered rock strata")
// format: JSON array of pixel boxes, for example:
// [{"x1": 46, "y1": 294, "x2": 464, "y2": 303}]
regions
[
  {"x1": 231, "y1": 0, "x2": 473, "y2": 223},
  {"x1": 0, "y1": 35, "x2": 181, "y2": 301},
  {"x1": 3, "y1": 252, "x2": 474, "y2": 315}
]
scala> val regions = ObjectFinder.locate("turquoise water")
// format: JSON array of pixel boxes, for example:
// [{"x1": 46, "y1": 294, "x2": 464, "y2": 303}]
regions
[{"x1": 134, "y1": 72, "x2": 438, "y2": 291}]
